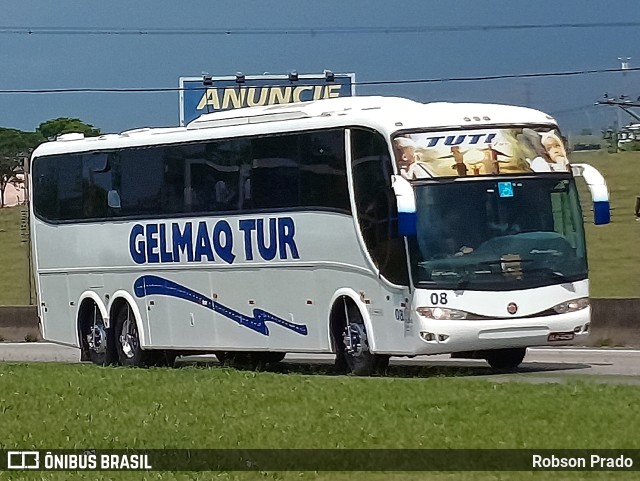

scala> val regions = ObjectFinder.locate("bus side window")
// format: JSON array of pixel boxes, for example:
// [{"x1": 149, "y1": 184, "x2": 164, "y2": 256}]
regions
[
  {"x1": 81, "y1": 153, "x2": 112, "y2": 219},
  {"x1": 251, "y1": 134, "x2": 299, "y2": 210},
  {"x1": 299, "y1": 130, "x2": 349, "y2": 211},
  {"x1": 351, "y1": 129, "x2": 409, "y2": 286},
  {"x1": 57, "y1": 155, "x2": 83, "y2": 220},
  {"x1": 115, "y1": 147, "x2": 165, "y2": 216}
]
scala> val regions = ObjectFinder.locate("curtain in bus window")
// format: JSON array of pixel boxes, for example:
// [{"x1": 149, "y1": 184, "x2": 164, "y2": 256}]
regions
[
  {"x1": 251, "y1": 134, "x2": 300, "y2": 210},
  {"x1": 119, "y1": 147, "x2": 165, "y2": 216},
  {"x1": 159, "y1": 145, "x2": 188, "y2": 214},
  {"x1": 32, "y1": 156, "x2": 59, "y2": 220},
  {"x1": 55, "y1": 155, "x2": 83, "y2": 220},
  {"x1": 299, "y1": 130, "x2": 349, "y2": 212},
  {"x1": 196, "y1": 138, "x2": 249, "y2": 213},
  {"x1": 81, "y1": 152, "x2": 112, "y2": 219},
  {"x1": 32, "y1": 154, "x2": 84, "y2": 221}
]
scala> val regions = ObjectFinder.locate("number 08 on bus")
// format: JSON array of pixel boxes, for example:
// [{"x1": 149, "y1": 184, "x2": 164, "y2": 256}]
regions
[{"x1": 29, "y1": 96, "x2": 609, "y2": 374}]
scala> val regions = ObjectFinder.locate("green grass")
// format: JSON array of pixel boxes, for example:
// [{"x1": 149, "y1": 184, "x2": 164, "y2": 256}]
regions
[
  {"x1": 0, "y1": 205, "x2": 31, "y2": 305},
  {"x1": 574, "y1": 151, "x2": 640, "y2": 297},
  {"x1": 4, "y1": 469, "x2": 636, "y2": 481},
  {"x1": 0, "y1": 364, "x2": 639, "y2": 480}
]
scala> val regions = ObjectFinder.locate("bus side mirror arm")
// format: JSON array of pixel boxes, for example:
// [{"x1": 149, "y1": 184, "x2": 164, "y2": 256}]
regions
[
  {"x1": 571, "y1": 163, "x2": 610, "y2": 225},
  {"x1": 391, "y1": 175, "x2": 417, "y2": 236}
]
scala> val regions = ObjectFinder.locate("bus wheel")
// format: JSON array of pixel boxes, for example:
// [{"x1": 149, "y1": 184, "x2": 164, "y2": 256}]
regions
[
  {"x1": 262, "y1": 352, "x2": 286, "y2": 364},
  {"x1": 485, "y1": 348, "x2": 527, "y2": 370},
  {"x1": 214, "y1": 352, "x2": 228, "y2": 365},
  {"x1": 340, "y1": 301, "x2": 389, "y2": 376},
  {"x1": 114, "y1": 304, "x2": 148, "y2": 367},
  {"x1": 84, "y1": 306, "x2": 110, "y2": 366},
  {"x1": 153, "y1": 350, "x2": 177, "y2": 367}
]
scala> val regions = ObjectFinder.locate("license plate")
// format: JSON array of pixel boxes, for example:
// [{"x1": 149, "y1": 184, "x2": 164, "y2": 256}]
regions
[{"x1": 548, "y1": 331, "x2": 575, "y2": 342}]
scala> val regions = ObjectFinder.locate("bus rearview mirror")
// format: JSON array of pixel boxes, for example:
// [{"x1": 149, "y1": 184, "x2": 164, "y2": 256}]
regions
[
  {"x1": 391, "y1": 175, "x2": 417, "y2": 236},
  {"x1": 571, "y1": 164, "x2": 610, "y2": 225}
]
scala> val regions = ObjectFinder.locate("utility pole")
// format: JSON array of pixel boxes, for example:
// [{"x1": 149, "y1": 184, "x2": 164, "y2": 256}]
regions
[
  {"x1": 618, "y1": 57, "x2": 631, "y2": 75},
  {"x1": 617, "y1": 57, "x2": 631, "y2": 128}
]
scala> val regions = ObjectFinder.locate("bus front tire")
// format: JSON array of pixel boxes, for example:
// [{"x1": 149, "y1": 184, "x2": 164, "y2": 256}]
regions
[
  {"x1": 336, "y1": 299, "x2": 389, "y2": 376},
  {"x1": 485, "y1": 348, "x2": 527, "y2": 370}
]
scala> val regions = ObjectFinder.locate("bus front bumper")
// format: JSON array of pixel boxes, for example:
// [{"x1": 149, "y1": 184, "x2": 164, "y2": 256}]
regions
[{"x1": 408, "y1": 308, "x2": 591, "y2": 356}]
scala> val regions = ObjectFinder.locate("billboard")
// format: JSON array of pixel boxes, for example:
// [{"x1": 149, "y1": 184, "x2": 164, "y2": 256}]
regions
[{"x1": 179, "y1": 73, "x2": 355, "y2": 126}]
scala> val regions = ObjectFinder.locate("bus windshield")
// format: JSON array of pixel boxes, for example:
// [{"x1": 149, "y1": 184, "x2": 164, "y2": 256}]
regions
[{"x1": 408, "y1": 175, "x2": 587, "y2": 291}]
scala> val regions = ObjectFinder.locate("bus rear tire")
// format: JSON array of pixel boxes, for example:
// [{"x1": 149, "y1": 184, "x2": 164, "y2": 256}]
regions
[
  {"x1": 114, "y1": 304, "x2": 150, "y2": 367},
  {"x1": 82, "y1": 305, "x2": 112, "y2": 366},
  {"x1": 485, "y1": 348, "x2": 527, "y2": 370}
]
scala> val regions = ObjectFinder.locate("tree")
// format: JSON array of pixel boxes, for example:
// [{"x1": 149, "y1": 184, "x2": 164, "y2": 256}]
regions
[
  {"x1": 0, "y1": 128, "x2": 44, "y2": 207},
  {"x1": 0, "y1": 118, "x2": 100, "y2": 208},
  {"x1": 37, "y1": 117, "x2": 101, "y2": 140}
]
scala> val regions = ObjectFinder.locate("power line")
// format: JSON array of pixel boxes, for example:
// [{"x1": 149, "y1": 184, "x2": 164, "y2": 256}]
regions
[
  {"x1": 550, "y1": 105, "x2": 600, "y2": 115},
  {"x1": 0, "y1": 67, "x2": 638, "y2": 95},
  {"x1": 360, "y1": 67, "x2": 640, "y2": 85},
  {"x1": 1, "y1": 22, "x2": 640, "y2": 36}
]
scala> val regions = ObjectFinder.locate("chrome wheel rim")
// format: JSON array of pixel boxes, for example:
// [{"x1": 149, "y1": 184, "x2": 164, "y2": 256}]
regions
[
  {"x1": 119, "y1": 311, "x2": 138, "y2": 359},
  {"x1": 87, "y1": 310, "x2": 106, "y2": 355},
  {"x1": 344, "y1": 323, "x2": 367, "y2": 357}
]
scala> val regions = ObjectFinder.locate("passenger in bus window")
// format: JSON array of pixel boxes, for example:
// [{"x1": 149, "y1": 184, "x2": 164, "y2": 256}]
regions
[
  {"x1": 83, "y1": 184, "x2": 107, "y2": 218},
  {"x1": 238, "y1": 164, "x2": 252, "y2": 210},
  {"x1": 215, "y1": 179, "x2": 236, "y2": 210},
  {"x1": 423, "y1": 209, "x2": 475, "y2": 259},
  {"x1": 488, "y1": 204, "x2": 522, "y2": 236},
  {"x1": 444, "y1": 210, "x2": 476, "y2": 256}
]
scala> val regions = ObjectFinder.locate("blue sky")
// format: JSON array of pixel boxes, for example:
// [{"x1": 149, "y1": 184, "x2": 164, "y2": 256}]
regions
[{"x1": 1, "y1": 0, "x2": 639, "y2": 134}]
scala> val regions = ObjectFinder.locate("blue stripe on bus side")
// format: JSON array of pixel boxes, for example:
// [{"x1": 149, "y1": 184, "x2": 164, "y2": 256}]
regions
[{"x1": 133, "y1": 275, "x2": 308, "y2": 336}]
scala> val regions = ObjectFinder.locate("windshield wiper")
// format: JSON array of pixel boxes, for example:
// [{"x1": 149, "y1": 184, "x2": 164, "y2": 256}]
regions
[
  {"x1": 454, "y1": 272, "x2": 471, "y2": 290},
  {"x1": 527, "y1": 267, "x2": 571, "y2": 283}
]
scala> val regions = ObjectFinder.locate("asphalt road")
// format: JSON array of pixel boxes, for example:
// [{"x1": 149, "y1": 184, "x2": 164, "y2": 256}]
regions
[{"x1": 1, "y1": 342, "x2": 639, "y2": 384}]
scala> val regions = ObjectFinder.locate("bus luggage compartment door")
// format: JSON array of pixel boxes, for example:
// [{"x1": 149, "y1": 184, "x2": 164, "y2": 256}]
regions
[
  {"x1": 38, "y1": 273, "x2": 75, "y2": 345},
  {"x1": 138, "y1": 272, "x2": 218, "y2": 349}
]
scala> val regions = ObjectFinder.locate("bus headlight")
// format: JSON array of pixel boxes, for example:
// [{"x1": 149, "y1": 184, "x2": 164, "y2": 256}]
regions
[
  {"x1": 416, "y1": 307, "x2": 468, "y2": 320},
  {"x1": 552, "y1": 297, "x2": 590, "y2": 314}
]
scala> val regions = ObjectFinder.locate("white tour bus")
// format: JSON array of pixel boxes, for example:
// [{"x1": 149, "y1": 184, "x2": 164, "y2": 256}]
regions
[{"x1": 29, "y1": 96, "x2": 610, "y2": 374}]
